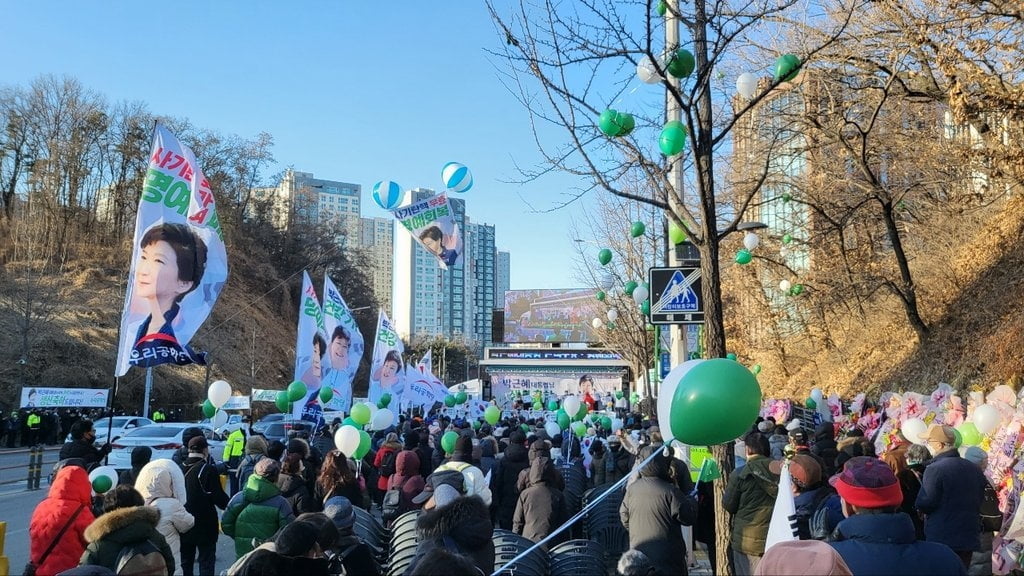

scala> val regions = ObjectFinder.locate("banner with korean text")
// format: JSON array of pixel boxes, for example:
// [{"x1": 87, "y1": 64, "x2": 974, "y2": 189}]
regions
[
  {"x1": 293, "y1": 271, "x2": 328, "y2": 422},
  {"x1": 321, "y1": 275, "x2": 364, "y2": 414},
  {"x1": 391, "y1": 191, "x2": 463, "y2": 269},
  {"x1": 115, "y1": 124, "x2": 228, "y2": 376},
  {"x1": 21, "y1": 387, "x2": 109, "y2": 409},
  {"x1": 367, "y1": 310, "x2": 406, "y2": 407}
]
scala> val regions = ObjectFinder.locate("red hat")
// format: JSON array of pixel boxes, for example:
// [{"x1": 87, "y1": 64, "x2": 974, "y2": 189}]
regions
[{"x1": 830, "y1": 456, "x2": 903, "y2": 509}]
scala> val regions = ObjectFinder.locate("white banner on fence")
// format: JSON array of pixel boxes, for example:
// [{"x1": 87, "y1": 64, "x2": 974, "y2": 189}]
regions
[
  {"x1": 251, "y1": 389, "x2": 283, "y2": 402},
  {"x1": 20, "y1": 387, "x2": 109, "y2": 408},
  {"x1": 221, "y1": 396, "x2": 251, "y2": 410}
]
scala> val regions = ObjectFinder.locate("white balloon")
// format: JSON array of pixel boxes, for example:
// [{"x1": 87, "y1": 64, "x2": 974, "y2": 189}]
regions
[
  {"x1": 371, "y1": 408, "x2": 395, "y2": 431},
  {"x1": 88, "y1": 465, "x2": 119, "y2": 494},
  {"x1": 973, "y1": 403, "x2": 1001, "y2": 435},
  {"x1": 600, "y1": 273, "x2": 615, "y2": 291},
  {"x1": 212, "y1": 409, "x2": 228, "y2": 429},
  {"x1": 810, "y1": 388, "x2": 824, "y2": 401},
  {"x1": 657, "y1": 359, "x2": 705, "y2": 439},
  {"x1": 592, "y1": 317, "x2": 602, "y2": 329},
  {"x1": 636, "y1": 56, "x2": 660, "y2": 84},
  {"x1": 545, "y1": 421, "x2": 561, "y2": 438},
  {"x1": 207, "y1": 380, "x2": 232, "y2": 409},
  {"x1": 334, "y1": 425, "x2": 361, "y2": 455},
  {"x1": 779, "y1": 279, "x2": 792, "y2": 292},
  {"x1": 743, "y1": 232, "x2": 760, "y2": 251},
  {"x1": 563, "y1": 395, "x2": 581, "y2": 417},
  {"x1": 633, "y1": 285, "x2": 649, "y2": 305},
  {"x1": 901, "y1": 417, "x2": 928, "y2": 446},
  {"x1": 736, "y1": 72, "x2": 758, "y2": 98},
  {"x1": 607, "y1": 309, "x2": 619, "y2": 322},
  {"x1": 364, "y1": 401, "x2": 378, "y2": 416}
]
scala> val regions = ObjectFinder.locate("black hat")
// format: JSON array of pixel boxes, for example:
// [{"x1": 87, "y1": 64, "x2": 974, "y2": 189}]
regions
[
  {"x1": 412, "y1": 469, "x2": 466, "y2": 505},
  {"x1": 274, "y1": 519, "x2": 321, "y2": 556},
  {"x1": 188, "y1": 435, "x2": 209, "y2": 452}
]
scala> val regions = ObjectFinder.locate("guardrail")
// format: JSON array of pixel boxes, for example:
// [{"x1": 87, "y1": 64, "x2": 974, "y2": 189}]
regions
[{"x1": 0, "y1": 449, "x2": 59, "y2": 488}]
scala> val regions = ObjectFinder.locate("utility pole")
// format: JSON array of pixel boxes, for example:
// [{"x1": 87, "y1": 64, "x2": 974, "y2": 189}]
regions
[{"x1": 665, "y1": 2, "x2": 689, "y2": 373}]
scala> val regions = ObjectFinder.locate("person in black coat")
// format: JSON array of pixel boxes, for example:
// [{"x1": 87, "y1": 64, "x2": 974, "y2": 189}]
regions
[
  {"x1": 180, "y1": 436, "x2": 229, "y2": 576},
  {"x1": 491, "y1": 430, "x2": 530, "y2": 530},
  {"x1": 415, "y1": 430, "x2": 435, "y2": 479},
  {"x1": 513, "y1": 456, "x2": 567, "y2": 550},
  {"x1": 404, "y1": 487, "x2": 495, "y2": 576},
  {"x1": 59, "y1": 419, "x2": 111, "y2": 469},
  {"x1": 811, "y1": 422, "x2": 839, "y2": 479}
]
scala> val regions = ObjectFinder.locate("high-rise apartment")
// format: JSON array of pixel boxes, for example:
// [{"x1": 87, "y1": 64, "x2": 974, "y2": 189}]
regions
[
  {"x1": 495, "y1": 250, "x2": 511, "y2": 309},
  {"x1": 360, "y1": 216, "x2": 394, "y2": 316},
  {"x1": 289, "y1": 170, "x2": 361, "y2": 249},
  {"x1": 465, "y1": 222, "x2": 496, "y2": 350}
]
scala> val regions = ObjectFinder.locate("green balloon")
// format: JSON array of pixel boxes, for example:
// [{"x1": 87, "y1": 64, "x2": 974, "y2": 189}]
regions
[
  {"x1": 275, "y1": 391, "x2": 290, "y2": 413},
  {"x1": 202, "y1": 399, "x2": 216, "y2": 419},
  {"x1": 659, "y1": 121, "x2": 687, "y2": 156},
  {"x1": 547, "y1": 400, "x2": 558, "y2": 411},
  {"x1": 782, "y1": 233, "x2": 793, "y2": 244},
  {"x1": 287, "y1": 380, "x2": 307, "y2": 402},
  {"x1": 668, "y1": 221, "x2": 687, "y2": 245},
  {"x1": 656, "y1": 0, "x2": 667, "y2": 16},
  {"x1": 600, "y1": 416, "x2": 613, "y2": 430},
  {"x1": 318, "y1": 386, "x2": 334, "y2": 404},
  {"x1": 726, "y1": 353, "x2": 737, "y2": 360},
  {"x1": 573, "y1": 403, "x2": 588, "y2": 422},
  {"x1": 952, "y1": 427, "x2": 963, "y2": 449},
  {"x1": 598, "y1": 248, "x2": 613, "y2": 266},
  {"x1": 444, "y1": 395, "x2": 456, "y2": 408},
  {"x1": 957, "y1": 422, "x2": 982, "y2": 446},
  {"x1": 613, "y1": 111, "x2": 635, "y2": 137},
  {"x1": 571, "y1": 422, "x2": 587, "y2": 438},
  {"x1": 354, "y1": 430, "x2": 371, "y2": 459},
  {"x1": 670, "y1": 358, "x2": 762, "y2": 446},
  {"x1": 735, "y1": 249, "x2": 752, "y2": 265},
  {"x1": 599, "y1": 108, "x2": 621, "y2": 137},
  {"x1": 350, "y1": 403, "x2": 371, "y2": 426},
  {"x1": 556, "y1": 409, "x2": 570, "y2": 431},
  {"x1": 781, "y1": 192, "x2": 792, "y2": 203},
  {"x1": 533, "y1": 401, "x2": 543, "y2": 410},
  {"x1": 485, "y1": 405, "x2": 501, "y2": 425},
  {"x1": 92, "y1": 475, "x2": 113, "y2": 494},
  {"x1": 752, "y1": 364, "x2": 762, "y2": 375},
  {"x1": 441, "y1": 430, "x2": 459, "y2": 454},
  {"x1": 774, "y1": 54, "x2": 802, "y2": 83},
  {"x1": 805, "y1": 397, "x2": 817, "y2": 409},
  {"x1": 596, "y1": 291, "x2": 606, "y2": 302},
  {"x1": 379, "y1": 393, "x2": 392, "y2": 408},
  {"x1": 630, "y1": 221, "x2": 646, "y2": 238},
  {"x1": 342, "y1": 417, "x2": 358, "y2": 427},
  {"x1": 624, "y1": 281, "x2": 638, "y2": 296},
  {"x1": 455, "y1": 391, "x2": 468, "y2": 405},
  {"x1": 521, "y1": 423, "x2": 531, "y2": 433},
  {"x1": 472, "y1": 420, "x2": 481, "y2": 430},
  {"x1": 640, "y1": 300, "x2": 651, "y2": 315},
  {"x1": 667, "y1": 49, "x2": 696, "y2": 79},
  {"x1": 615, "y1": 390, "x2": 624, "y2": 399}
]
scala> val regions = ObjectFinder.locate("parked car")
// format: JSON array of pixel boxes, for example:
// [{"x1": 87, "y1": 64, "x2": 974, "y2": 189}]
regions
[
  {"x1": 200, "y1": 413, "x2": 248, "y2": 436},
  {"x1": 260, "y1": 419, "x2": 315, "y2": 446},
  {"x1": 67, "y1": 416, "x2": 154, "y2": 445},
  {"x1": 106, "y1": 423, "x2": 225, "y2": 470},
  {"x1": 251, "y1": 413, "x2": 286, "y2": 436}
]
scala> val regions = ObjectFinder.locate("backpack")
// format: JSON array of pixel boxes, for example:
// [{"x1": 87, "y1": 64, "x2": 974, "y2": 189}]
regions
[
  {"x1": 380, "y1": 450, "x2": 398, "y2": 478},
  {"x1": 115, "y1": 539, "x2": 166, "y2": 576},
  {"x1": 980, "y1": 482, "x2": 1002, "y2": 532},
  {"x1": 381, "y1": 477, "x2": 406, "y2": 523}
]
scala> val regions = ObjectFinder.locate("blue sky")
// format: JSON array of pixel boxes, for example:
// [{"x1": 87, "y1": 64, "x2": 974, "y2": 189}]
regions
[{"x1": 0, "y1": 1, "x2": 601, "y2": 289}]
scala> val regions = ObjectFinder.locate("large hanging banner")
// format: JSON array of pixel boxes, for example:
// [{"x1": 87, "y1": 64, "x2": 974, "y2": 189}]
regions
[
  {"x1": 115, "y1": 124, "x2": 228, "y2": 376},
  {"x1": 293, "y1": 271, "x2": 328, "y2": 422},
  {"x1": 320, "y1": 275, "x2": 364, "y2": 414},
  {"x1": 367, "y1": 309, "x2": 406, "y2": 406},
  {"x1": 21, "y1": 387, "x2": 109, "y2": 408},
  {"x1": 392, "y1": 191, "x2": 463, "y2": 269},
  {"x1": 490, "y1": 372, "x2": 622, "y2": 407}
]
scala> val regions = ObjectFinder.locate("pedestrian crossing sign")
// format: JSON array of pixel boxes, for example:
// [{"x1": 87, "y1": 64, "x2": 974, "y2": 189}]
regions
[{"x1": 648, "y1": 266, "x2": 704, "y2": 325}]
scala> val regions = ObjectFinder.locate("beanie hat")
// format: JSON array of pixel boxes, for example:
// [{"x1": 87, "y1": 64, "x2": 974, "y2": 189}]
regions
[
  {"x1": 274, "y1": 519, "x2": 320, "y2": 557},
  {"x1": 964, "y1": 446, "x2": 988, "y2": 467},
  {"x1": 830, "y1": 456, "x2": 903, "y2": 509},
  {"x1": 754, "y1": 540, "x2": 853, "y2": 576},
  {"x1": 404, "y1": 431, "x2": 420, "y2": 450},
  {"x1": 245, "y1": 435, "x2": 268, "y2": 456},
  {"x1": 323, "y1": 496, "x2": 356, "y2": 531},
  {"x1": 770, "y1": 454, "x2": 822, "y2": 489},
  {"x1": 786, "y1": 419, "x2": 803, "y2": 432},
  {"x1": 758, "y1": 420, "x2": 774, "y2": 434},
  {"x1": 255, "y1": 458, "x2": 281, "y2": 482},
  {"x1": 130, "y1": 446, "x2": 153, "y2": 468},
  {"x1": 510, "y1": 430, "x2": 526, "y2": 445}
]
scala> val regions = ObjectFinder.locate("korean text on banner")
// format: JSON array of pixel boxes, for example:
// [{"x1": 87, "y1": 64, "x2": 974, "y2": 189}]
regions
[
  {"x1": 391, "y1": 191, "x2": 463, "y2": 269},
  {"x1": 368, "y1": 309, "x2": 406, "y2": 406},
  {"x1": 115, "y1": 124, "x2": 228, "y2": 376},
  {"x1": 21, "y1": 387, "x2": 109, "y2": 409},
  {"x1": 321, "y1": 275, "x2": 364, "y2": 414},
  {"x1": 293, "y1": 271, "x2": 328, "y2": 423}
]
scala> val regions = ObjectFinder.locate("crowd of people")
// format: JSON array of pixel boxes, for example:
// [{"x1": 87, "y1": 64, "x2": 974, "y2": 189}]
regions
[{"x1": 20, "y1": 404, "x2": 1001, "y2": 576}]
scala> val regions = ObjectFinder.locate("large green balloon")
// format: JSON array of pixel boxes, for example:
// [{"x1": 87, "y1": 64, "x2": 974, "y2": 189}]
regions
[
  {"x1": 455, "y1": 391, "x2": 468, "y2": 405},
  {"x1": 556, "y1": 409, "x2": 570, "y2": 431},
  {"x1": 275, "y1": 391, "x2": 290, "y2": 413},
  {"x1": 318, "y1": 386, "x2": 334, "y2": 404},
  {"x1": 659, "y1": 121, "x2": 687, "y2": 156},
  {"x1": 624, "y1": 281, "x2": 638, "y2": 296},
  {"x1": 571, "y1": 422, "x2": 587, "y2": 438},
  {"x1": 598, "y1": 249, "x2": 613, "y2": 266},
  {"x1": 354, "y1": 430, "x2": 371, "y2": 459},
  {"x1": 287, "y1": 380, "x2": 307, "y2": 402},
  {"x1": 573, "y1": 403, "x2": 588, "y2": 422},
  {"x1": 957, "y1": 422, "x2": 982, "y2": 446},
  {"x1": 350, "y1": 403, "x2": 371, "y2": 426},
  {"x1": 444, "y1": 395, "x2": 457, "y2": 408},
  {"x1": 630, "y1": 221, "x2": 646, "y2": 238},
  {"x1": 342, "y1": 417, "x2": 358, "y2": 427},
  {"x1": 600, "y1": 416, "x2": 613, "y2": 430},
  {"x1": 533, "y1": 401, "x2": 543, "y2": 410},
  {"x1": 667, "y1": 49, "x2": 696, "y2": 79},
  {"x1": 441, "y1": 430, "x2": 459, "y2": 454},
  {"x1": 669, "y1": 221, "x2": 687, "y2": 245},
  {"x1": 379, "y1": 393, "x2": 392, "y2": 408},
  {"x1": 669, "y1": 358, "x2": 762, "y2": 446},
  {"x1": 599, "y1": 108, "x2": 621, "y2": 137},
  {"x1": 774, "y1": 54, "x2": 802, "y2": 83},
  {"x1": 485, "y1": 405, "x2": 501, "y2": 425},
  {"x1": 735, "y1": 249, "x2": 752, "y2": 265},
  {"x1": 202, "y1": 399, "x2": 216, "y2": 419}
]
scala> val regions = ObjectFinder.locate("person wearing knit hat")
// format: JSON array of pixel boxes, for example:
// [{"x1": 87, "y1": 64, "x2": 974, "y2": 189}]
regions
[
  {"x1": 828, "y1": 456, "x2": 967, "y2": 575},
  {"x1": 321, "y1": 497, "x2": 378, "y2": 575},
  {"x1": 221, "y1": 456, "x2": 294, "y2": 559},
  {"x1": 915, "y1": 424, "x2": 988, "y2": 569},
  {"x1": 237, "y1": 435, "x2": 268, "y2": 494},
  {"x1": 755, "y1": 540, "x2": 852, "y2": 576}
]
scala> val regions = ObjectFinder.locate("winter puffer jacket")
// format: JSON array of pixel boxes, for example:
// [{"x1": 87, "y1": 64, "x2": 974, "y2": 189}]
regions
[
  {"x1": 722, "y1": 455, "x2": 780, "y2": 556},
  {"x1": 513, "y1": 457, "x2": 567, "y2": 549},
  {"x1": 134, "y1": 458, "x2": 195, "y2": 574},
  {"x1": 80, "y1": 506, "x2": 176, "y2": 575},
  {"x1": 221, "y1": 473, "x2": 295, "y2": 558},
  {"x1": 492, "y1": 443, "x2": 530, "y2": 530},
  {"x1": 387, "y1": 450, "x2": 426, "y2": 516},
  {"x1": 404, "y1": 495, "x2": 495, "y2": 576},
  {"x1": 277, "y1": 470, "x2": 316, "y2": 516},
  {"x1": 28, "y1": 466, "x2": 96, "y2": 576}
]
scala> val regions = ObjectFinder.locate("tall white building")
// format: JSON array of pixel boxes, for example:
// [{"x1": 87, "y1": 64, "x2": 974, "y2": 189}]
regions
[
  {"x1": 360, "y1": 216, "x2": 394, "y2": 316},
  {"x1": 495, "y1": 250, "x2": 511, "y2": 309},
  {"x1": 247, "y1": 170, "x2": 361, "y2": 245}
]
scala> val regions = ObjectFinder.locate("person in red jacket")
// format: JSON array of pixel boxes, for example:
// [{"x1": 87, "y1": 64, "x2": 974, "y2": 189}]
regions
[
  {"x1": 28, "y1": 465, "x2": 96, "y2": 575},
  {"x1": 373, "y1": 432, "x2": 403, "y2": 506}
]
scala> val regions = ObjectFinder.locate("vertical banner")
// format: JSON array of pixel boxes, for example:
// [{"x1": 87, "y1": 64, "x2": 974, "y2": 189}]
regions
[
  {"x1": 403, "y1": 356, "x2": 448, "y2": 412},
  {"x1": 321, "y1": 275, "x2": 364, "y2": 414},
  {"x1": 293, "y1": 271, "x2": 328, "y2": 422},
  {"x1": 368, "y1": 310, "x2": 406, "y2": 407},
  {"x1": 391, "y1": 191, "x2": 463, "y2": 269},
  {"x1": 115, "y1": 124, "x2": 228, "y2": 376}
]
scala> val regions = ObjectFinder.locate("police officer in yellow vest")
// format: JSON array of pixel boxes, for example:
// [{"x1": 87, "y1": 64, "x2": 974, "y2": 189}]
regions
[
  {"x1": 152, "y1": 408, "x2": 166, "y2": 422},
  {"x1": 223, "y1": 425, "x2": 246, "y2": 494},
  {"x1": 26, "y1": 410, "x2": 42, "y2": 446}
]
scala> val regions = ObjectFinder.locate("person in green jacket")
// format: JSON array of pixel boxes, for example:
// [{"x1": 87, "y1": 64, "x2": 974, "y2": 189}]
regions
[
  {"x1": 221, "y1": 458, "x2": 294, "y2": 559},
  {"x1": 80, "y1": 484, "x2": 176, "y2": 575},
  {"x1": 723, "y1": 430, "x2": 780, "y2": 576}
]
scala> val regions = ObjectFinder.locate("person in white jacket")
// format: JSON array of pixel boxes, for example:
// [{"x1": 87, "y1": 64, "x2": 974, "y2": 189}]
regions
[{"x1": 135, "y1": 458, "x2": 195, "y2": 575}]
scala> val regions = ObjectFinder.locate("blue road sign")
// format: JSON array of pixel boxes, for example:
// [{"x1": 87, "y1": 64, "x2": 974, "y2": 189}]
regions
[{"x1": 648, "y1": 266, "x2": 704, "y2": 325}]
